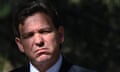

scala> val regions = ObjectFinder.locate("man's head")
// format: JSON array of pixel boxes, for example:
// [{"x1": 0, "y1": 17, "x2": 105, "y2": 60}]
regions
[
  {"x1": 13, "y1": 0, "x2": 64, "y2": 67},
  {"x1": 13, "y1": 0, "x2": 62, "y2": 37}
]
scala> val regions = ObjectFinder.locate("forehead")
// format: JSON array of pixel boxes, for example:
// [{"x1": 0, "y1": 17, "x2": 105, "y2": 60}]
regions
[
  {"x1": 25, "y1": 12, "x2": 52, "y2": 25},
  {"x1": 19, "y1": 12, "x2": 54, "y2": 32},
  {"x1": 20, "y1": 12, "x2": 54, "y2": 27}
]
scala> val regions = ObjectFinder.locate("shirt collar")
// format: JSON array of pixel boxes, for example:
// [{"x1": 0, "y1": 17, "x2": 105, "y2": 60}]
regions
[
  {"x1": 30, "y1": 62, "x2": 39, "y2": 72},
  {"x1": 30, "y1": 54, "x2": 62, "y2": 72}
]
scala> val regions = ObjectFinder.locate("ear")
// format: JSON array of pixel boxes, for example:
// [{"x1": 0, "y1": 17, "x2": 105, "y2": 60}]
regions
[
  {"x1": 15, "y1": 37, "x2": 25, "y2": 53},
  {"x1": 58, "y1": 26, "x2": 64, "y2": 43}
]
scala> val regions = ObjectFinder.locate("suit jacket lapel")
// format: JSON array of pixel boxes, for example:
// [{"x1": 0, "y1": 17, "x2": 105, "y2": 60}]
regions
[
  {"x1": 19, "y1": 63, "x2": 30, "y2": 72},
  {"x1": 59, "y1": 58, "x2": 72, "y2": 72}
]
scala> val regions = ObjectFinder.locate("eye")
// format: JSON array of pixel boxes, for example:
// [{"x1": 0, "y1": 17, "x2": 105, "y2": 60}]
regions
[
  {"x1": 21, "y1": 32, "x2": 34, "y2": 39},
  {"x1": 39, "y1": 29, "x2": 53, "y2": 34}
]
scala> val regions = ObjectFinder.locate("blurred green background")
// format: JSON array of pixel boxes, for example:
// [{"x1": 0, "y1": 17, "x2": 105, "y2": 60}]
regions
[{"x1": 1, "y1": 0, "x2": 120, "y2": 72}]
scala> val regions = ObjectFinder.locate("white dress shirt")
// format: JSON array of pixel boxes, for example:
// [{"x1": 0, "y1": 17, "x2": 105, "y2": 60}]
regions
[{"x1": 30, "y1": 54, "x2": 62, "y2": 72}]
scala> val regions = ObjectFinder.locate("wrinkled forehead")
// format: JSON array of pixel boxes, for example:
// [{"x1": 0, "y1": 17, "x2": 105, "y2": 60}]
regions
[
  {"x1": 18, "y1": 12, "x2": 55, "y2": 32},
  {"x1": 21, "y1": 12, "x2": 53, "y2": 25}
]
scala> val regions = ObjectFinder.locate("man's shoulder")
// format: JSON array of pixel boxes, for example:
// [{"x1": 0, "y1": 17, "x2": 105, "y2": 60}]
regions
[
  {"x1": 10, "y1": 67, "x2": 23, "y2": 72},
  {"x1": 60, "y1": 58, "x2": 96, "y2": 72},
  {"x1": 10, "y1": 64, "x2": 29, "y2": 72},
  {"x1": 69, "y1": 65, "x2": 96, "y2": 72}
]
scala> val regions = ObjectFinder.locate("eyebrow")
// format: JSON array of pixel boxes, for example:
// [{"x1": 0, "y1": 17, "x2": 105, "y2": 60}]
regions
[{"x1": 21, "y1": 26, "x2": 55, "y2": 36}]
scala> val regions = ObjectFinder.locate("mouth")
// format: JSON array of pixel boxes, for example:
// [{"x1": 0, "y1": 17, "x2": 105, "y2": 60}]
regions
[
  {"x1": 34, "y1": 48, "x2": 48, "y2": 52},
  {"x1": 34, "y1": 48, "x2": 49, "y2": 57}
]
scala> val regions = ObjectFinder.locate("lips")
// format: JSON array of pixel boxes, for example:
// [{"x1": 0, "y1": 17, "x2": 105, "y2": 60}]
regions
[
  {"x1": 34, "y1": 48, "x2": 49, "y2": 57},
  {"x1": 35, "y1": 48, "x2": 48, "y2": 53}
]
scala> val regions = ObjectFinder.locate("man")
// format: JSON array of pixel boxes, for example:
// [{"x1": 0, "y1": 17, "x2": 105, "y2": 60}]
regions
[{"x1": 11, "y1": 0, "x2": 95, "y2": 72}]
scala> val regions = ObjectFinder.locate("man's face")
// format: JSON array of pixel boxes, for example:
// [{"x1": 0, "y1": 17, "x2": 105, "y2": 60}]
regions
[{"x1": 15, "y1": 12, "x2": 64, "y2": 64}]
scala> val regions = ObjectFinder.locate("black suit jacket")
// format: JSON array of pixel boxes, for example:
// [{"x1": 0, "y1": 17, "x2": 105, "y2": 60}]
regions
[{"x1": 10, "y1": 59, "x2": 95, "y2": 72}]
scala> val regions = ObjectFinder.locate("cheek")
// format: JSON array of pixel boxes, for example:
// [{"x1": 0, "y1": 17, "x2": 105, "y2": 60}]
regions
[
  {"x1": 45, "y1": 34, "x2": 60, "y2": 52},
  {"x1": 22, "y1": 39, "x2": 33, "y2": 51},
  {"x1": 22, "y1": 40, "x2": 34, "y2": 58},
  {"x1": 45, "y1": 34, "x2": 58, "y2": 45}
]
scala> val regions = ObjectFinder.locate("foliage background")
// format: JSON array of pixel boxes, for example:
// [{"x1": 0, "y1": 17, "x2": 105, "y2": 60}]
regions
[{"x1": 0, "y1": 0, "x2": 120, "y2": 72}]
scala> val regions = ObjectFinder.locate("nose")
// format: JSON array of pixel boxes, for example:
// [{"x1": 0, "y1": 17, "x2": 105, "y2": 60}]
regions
[{"x1": 34, "y1": 33, "x2": 44, "y2": 47}]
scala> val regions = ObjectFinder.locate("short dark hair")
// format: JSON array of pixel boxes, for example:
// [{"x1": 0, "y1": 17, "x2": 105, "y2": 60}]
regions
[{"x1": 13, "y1": 0, "x2": 62, "y2": 37}]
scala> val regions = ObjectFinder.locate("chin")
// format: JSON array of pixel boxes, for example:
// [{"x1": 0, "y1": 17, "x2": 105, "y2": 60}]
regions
[{"x1": 36, "y1": 54, "x2": 51, "y2": 63}]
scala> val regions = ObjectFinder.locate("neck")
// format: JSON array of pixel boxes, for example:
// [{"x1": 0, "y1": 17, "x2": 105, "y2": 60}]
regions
[{"x1": 31, "y1": 54, "x2": 60, "y2": 72}]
